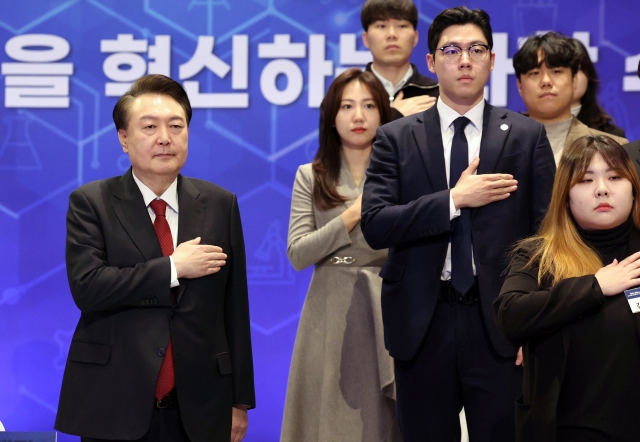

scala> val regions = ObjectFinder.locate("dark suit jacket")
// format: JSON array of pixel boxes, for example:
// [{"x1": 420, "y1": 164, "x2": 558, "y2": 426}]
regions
[
  {"x1": 361, "y1": 102, "x2": 556, "y2": 361},
  {"x1": 493, "y1": 230, "x2": 640, "y2": 442},
  {"x1": 624, "y1": 139, "x2": 640, "y2": 178},
  {"x1": 54, "y1": 170, "x2": 255, "y2": 442},
  {"x1": 366, "y1": 63, "x2": 439, "y2": 121}
]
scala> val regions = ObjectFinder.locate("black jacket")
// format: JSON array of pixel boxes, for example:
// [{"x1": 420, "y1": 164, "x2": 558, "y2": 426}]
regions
[
  {"x1": 494, "y1": 230, "x2": 640, "y2": 442},
  {"x1": 361, "y1": 102, "x2": 555, "y2": 361},
  {"x1": 55, "y1": 170, "x2": 255, "y2": 442},
  {"x1": 366, "y1": 63, "x2": 439, "y2": 121}
]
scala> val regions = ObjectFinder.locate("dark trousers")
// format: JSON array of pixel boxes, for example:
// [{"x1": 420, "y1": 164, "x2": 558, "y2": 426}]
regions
[
  {"x1": 394, "y1": 298, "x2": 522, "y2": 442},
  {"x1": 81, "y1": 403, "x2": 190, "y2": 442}
]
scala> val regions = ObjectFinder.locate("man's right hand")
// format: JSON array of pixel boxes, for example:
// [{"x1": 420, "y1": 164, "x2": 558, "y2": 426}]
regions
[
  {"x1": 173, "y1": 237, "x2": 227, "y2": 279},
  {"x1": 391, "y1": 91, "x2": 437, "y2": 117},
  {"x1": 450, "y1": 157, "x2": 518, "y2": 209}
]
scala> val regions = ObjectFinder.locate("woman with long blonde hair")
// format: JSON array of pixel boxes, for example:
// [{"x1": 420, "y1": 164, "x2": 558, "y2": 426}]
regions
[{"x1": 494, "y1": 135, "x2": 640, "y2": 442}]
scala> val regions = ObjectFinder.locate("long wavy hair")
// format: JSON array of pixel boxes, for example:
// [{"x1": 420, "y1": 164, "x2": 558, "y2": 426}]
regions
[
  {"x1": 516, "y1": 135, "x2": 640, "y2": 286},
  {"x1": 572, "y1": 39, "x2": 620, "y2": 134},
  {"x1": 312, "y1": 68, "x2": 391, "y2": 210}
]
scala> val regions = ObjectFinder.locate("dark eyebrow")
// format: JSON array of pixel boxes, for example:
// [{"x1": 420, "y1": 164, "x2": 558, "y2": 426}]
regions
[
  {"x1": 139, "y1": 115, "x2": 185, "y2": 122},
  {"x1": 341, "y1": 98, "x2": 375, "y2": 102},
  {"x1": 441, "y1": 40, "x2": 487, "y2": 47}
]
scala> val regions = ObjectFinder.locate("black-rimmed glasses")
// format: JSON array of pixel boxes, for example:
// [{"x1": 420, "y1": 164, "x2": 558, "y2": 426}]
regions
[{"x1": 437, "y1": 44, "x2": 491, "y2": 63}]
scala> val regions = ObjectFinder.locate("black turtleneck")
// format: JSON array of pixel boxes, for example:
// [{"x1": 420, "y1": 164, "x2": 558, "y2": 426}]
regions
[
  {"x1": 557, "y1": 218, "x2": 640, "y2": 442},
  {"x1": 577, "y1": 216, "x2": 633, "y2": 265}
]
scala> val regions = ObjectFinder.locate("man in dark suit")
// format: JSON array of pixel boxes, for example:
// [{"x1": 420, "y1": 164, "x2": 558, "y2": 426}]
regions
[
  {"x1": 361, "y1": 0, "x2": 439, "y2": 120},
  {"x1": 361, "y1": 6, "x2": 556, "y2": 442},
  {"x1": 55, "y1": 74, "x2": 255, "y2": 442}
]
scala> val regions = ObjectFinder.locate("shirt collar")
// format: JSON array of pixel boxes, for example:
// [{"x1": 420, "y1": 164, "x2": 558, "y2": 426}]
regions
[
  {"x1": 370, "y1": 64, "x2": 414, "y2": 97},
  {"x1": 437, "y1": 98, "x2": 485, "y2": 132},
  {"x1": 132, "y1": 171, "x2": 179, "y2": 213}
]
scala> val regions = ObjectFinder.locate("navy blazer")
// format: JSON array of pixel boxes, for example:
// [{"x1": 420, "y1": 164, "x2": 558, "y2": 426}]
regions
[
  {"x1": 55, "y1": 170, "x2": 255, "y2": 442},
  {"x1": 361, "y1": 102, "x2": 556, "y2": 361}
]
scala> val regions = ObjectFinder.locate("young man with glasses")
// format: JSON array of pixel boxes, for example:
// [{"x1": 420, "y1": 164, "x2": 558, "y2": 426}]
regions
[
  {"x1": 361, "y1": 6, "x2": 556, "y2": 441},
  {"x1": 361, "y1": 0, "x2": 439, "y2": 120}
]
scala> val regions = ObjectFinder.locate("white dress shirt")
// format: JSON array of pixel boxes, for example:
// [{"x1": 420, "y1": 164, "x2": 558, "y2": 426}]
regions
[
  {"x1": 437, "y1": 98, "x2": 485, "y2": 280},
  {"x1": 132, "y1": 171, "x2": 180, "y2": 287},
  {"x1": 370, "y1": 64, "x2": 414, "y2": 99}
]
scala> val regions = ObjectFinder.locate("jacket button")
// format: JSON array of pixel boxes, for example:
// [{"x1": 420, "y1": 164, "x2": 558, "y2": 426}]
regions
[
  {"x1": 169, "y1": 311, "x2": 177, "y2": 320},
  {"x1": 140, "y1": 300, "x2": 145, "y2": 305},
  {"x1": 157, "y1": 348, "x2": 166, "y2": 357}
]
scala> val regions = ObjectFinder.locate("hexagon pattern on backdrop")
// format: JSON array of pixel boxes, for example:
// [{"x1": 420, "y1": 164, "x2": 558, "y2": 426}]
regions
[{"x1": 0, "y1": 1, "x2": 638, "y2": 441}]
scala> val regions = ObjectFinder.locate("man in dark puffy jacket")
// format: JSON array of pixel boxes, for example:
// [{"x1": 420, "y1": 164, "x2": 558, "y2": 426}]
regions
[{"x1": 361, "y1": 0, "x2": 440, "y2": 120}]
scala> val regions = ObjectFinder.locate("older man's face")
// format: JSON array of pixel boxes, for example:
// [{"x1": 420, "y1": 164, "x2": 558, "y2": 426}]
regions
[{"x1": 118, "y1": 93, "x2": 188, "y2": 185}]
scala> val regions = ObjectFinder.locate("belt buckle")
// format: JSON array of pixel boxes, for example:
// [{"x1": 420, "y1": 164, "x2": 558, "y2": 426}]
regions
[
  {"x1": 462, "y1": 288, "x2": 478, "y2": 305},
  {"x1": 330, "y1": 256, "x2": 355, "y2": 265},
  {"x1": 156, "y1": 395, "x2": 176, "y2": 409},
  {"x1": 439, "y1": 281, "x2": 457, "y2": 305}
]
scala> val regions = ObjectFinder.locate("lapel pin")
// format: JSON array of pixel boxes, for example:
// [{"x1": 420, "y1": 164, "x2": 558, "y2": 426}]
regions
[{"x1": 500, "y1": 124, "x2": 509, "y2": 131}]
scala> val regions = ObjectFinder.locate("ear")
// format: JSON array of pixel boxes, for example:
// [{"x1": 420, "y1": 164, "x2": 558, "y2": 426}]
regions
[
  {"x1": 572, "y1": 73, "x2": 577, "y2": 92},
  {"x1": 426, "y1": 53, "x2": 436, "y2": 73},
  {"x1": 118, "y1": 129, "x2": 129, "y2": 153},
  {"x1": 489, "y1": 52, "x2": 495, "y2": 72},
  {"x1": 362, "y1": 31, "x2": 370, "y2": 49},
  {"x1": 412, "y1": 30, "x2": 419, "y2": 48}
]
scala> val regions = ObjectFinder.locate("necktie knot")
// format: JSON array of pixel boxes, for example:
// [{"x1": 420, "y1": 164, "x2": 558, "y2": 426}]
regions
[
  {"x1": 150, "y1": 199, "x2": 167, "y2": 217},
  {"x1": 453, "y1": 116, "x2": 470, "y2": 132}
]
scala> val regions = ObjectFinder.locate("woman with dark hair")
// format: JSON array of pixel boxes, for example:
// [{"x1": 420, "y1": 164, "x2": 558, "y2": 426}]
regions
[
  {"x1": 494, "y1": 135, "x2": 640, "y2": 442},
  {"x1": 281, "y1": 68, "x2": 400, "y2": 441},
  {"x1": 571, "y1": 39, "x2": 626, "y2": 138}
]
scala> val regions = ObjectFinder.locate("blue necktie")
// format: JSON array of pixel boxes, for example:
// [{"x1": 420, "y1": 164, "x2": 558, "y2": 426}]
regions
[{"x1": 450, "y1": 117, "x2": 475, "y2": 295}]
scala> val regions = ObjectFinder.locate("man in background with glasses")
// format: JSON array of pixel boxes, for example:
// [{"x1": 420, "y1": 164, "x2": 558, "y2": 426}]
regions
[{"x1": 361, "y1": 6, "x2": 556, "y2": 441}]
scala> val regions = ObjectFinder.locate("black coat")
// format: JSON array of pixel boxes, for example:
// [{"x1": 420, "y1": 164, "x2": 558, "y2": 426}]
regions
[
  {"x1": 55, "y1": 170, "x2": 255, "y2": 442},
  {"x1": 494, "y1": 230, "x2": 640, "y2": 442},
  {"x1": 361, "y1": 102, "x2": 556, "y2": 361},
  {"x1": 365, "y1": 62, "x2": 439, "y2": 121}
]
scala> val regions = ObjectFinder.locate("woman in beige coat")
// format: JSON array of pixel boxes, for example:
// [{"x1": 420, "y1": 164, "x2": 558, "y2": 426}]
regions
[{"x1": 281, "y1": 68, "x2": 401, "y2": 442}]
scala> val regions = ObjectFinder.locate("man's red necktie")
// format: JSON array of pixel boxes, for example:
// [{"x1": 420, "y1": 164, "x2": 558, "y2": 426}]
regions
[{"x1": 149, "y1": 199, "x2": 175, "y2": 401}]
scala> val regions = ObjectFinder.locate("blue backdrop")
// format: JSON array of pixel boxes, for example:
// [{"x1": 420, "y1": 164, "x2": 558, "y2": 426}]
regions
[{"x1": 0, "y1": 1, "x2": 638, "y2": 441}]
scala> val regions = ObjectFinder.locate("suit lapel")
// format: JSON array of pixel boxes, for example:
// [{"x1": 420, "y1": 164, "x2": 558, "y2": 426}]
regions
[
  {"x1": 111, "y1": 169, "x2": 163, "y2": 262},
  {"x1": 415, "y1": 106, "x2": 448, "y2": 192},
  {"x1": 175, "y1": 175, "x2": 206, "y2": 304},
  {"x1": 477, "y1": 102, "x2": 510, "y2": 176},
  {"x1": 473, "y1": 103, "x2": 510, "y2": 221}
]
